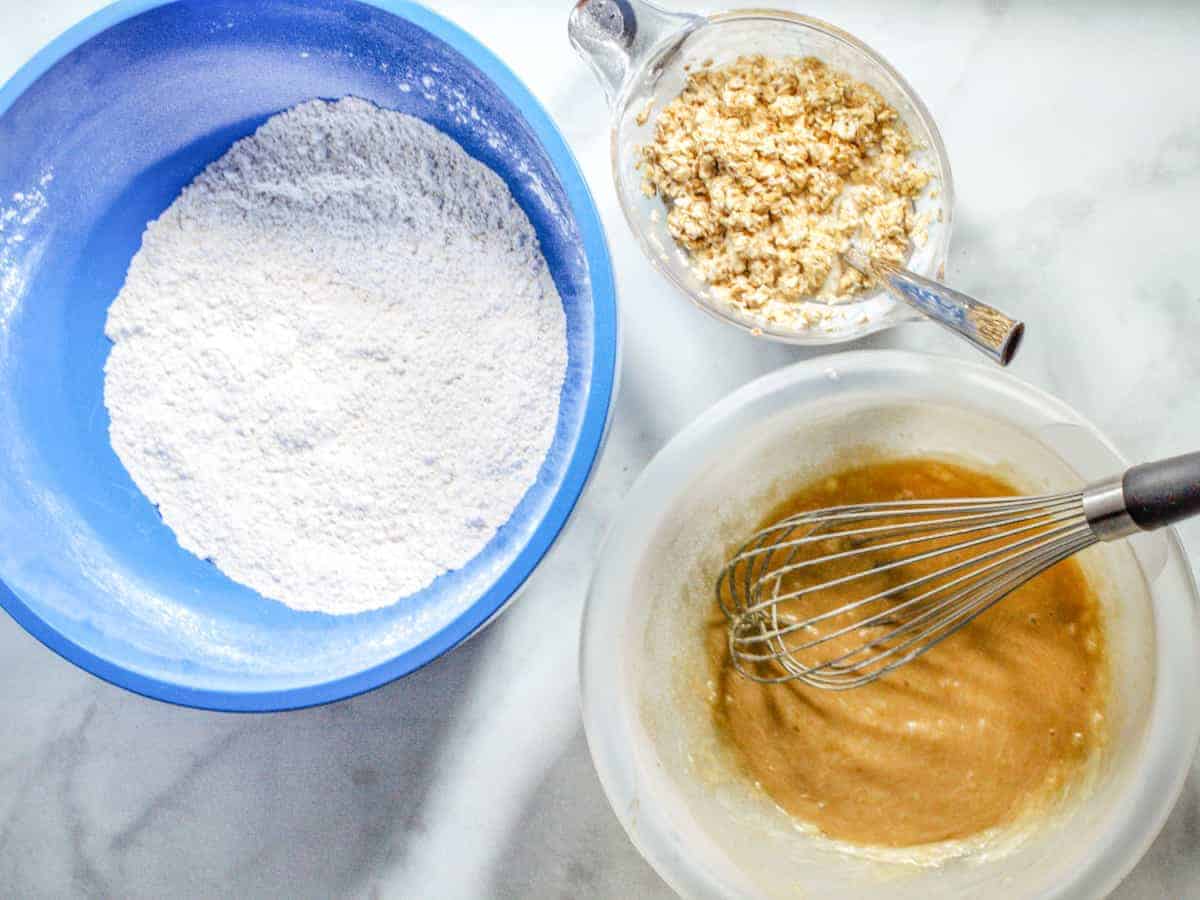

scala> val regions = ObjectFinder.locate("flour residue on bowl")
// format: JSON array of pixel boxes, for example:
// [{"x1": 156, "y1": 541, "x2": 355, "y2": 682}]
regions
[
  {"x1": 103, "y1": 97, "x2": 567, "y2": 615},
  {"x1": 0, "y1": 169, "x2": 54, "y2": 349}
]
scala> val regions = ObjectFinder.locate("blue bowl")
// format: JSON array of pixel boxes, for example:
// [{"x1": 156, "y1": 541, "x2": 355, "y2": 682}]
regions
[{"x1": 0, "y1": 0, "x2": 616, "y2": 710}]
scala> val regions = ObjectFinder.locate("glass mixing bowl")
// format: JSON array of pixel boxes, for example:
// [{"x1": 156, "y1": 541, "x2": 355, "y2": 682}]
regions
[
  {"x1": 569, "y1": 0, "x2": 954, "y2": 345},
  {"x1": 581, "y1": 350, "x2": 1200, "y2": 899}
]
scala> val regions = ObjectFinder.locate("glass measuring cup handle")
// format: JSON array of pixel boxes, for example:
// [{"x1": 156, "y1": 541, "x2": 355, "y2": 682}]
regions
[{"x1": 568, "y1": 0, "x2": 704, "y2": 106}]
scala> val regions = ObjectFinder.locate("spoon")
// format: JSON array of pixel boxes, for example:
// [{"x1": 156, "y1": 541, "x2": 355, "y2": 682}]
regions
[{"x1": 843, "y1": 248, "x2": 1024, "y2": 366}]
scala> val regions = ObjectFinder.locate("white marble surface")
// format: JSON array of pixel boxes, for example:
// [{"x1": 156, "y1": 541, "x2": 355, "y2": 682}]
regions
[{"x1": 2, "y1": 1, "x2": 1199, "y2": 897}]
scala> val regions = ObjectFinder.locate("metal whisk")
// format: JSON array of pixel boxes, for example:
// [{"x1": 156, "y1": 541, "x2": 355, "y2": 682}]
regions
[{"x1": 718, "y1": 452, "x2": 1200, "y2": 690}]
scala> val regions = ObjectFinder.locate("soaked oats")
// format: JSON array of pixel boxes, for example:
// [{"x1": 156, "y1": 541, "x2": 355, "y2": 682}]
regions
[{"x1": 638, "y1": 55, "x2": 933, "y2": 327}]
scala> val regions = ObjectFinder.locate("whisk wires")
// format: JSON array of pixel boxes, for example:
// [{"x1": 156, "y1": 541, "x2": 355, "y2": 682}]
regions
[{"x1": 717, "y1": 493, "x2": 1097, "y2": 689}]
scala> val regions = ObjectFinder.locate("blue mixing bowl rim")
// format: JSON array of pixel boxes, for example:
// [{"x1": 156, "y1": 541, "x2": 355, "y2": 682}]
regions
[{"x1": 0, "y1": 0, "x2": 618, "y2": 712}]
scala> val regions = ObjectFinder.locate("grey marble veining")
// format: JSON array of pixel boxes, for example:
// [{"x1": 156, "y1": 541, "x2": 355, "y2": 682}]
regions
[{"x1": 2, "y1": 1, "x2": 1199, "y2": 897}]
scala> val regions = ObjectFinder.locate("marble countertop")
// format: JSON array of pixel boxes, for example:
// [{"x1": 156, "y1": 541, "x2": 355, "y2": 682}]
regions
[{"x1": 2, "y1": 1, "x2": 1199, "y2": 897}]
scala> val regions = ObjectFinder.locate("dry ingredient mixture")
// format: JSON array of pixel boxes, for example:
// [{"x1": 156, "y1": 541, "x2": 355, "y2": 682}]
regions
[
  {"x1": 639, "y1": 55, "x2": 933, "y2": 327},
  {"x1": 707, "y1": 458, "x2": 1108, "y2": 847},
  {"x1": 104, "y1": 98, "x2": 567, "y2": 615}
]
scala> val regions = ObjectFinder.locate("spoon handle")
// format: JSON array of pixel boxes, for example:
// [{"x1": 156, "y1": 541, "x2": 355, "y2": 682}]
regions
[{"x1": 845, "y1": 250, "x2": 1025, "y2": 366}]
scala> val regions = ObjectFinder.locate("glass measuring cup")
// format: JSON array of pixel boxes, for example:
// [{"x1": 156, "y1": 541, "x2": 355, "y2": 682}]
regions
[{"x1": 568, "y1": 0, "x2": 956, "y2": 347}]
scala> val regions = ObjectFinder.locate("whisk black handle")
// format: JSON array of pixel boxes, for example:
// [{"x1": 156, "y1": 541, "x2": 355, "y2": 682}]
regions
[{"x1": 1123, "y1": 452, "x2": 1200, "y2": 530}]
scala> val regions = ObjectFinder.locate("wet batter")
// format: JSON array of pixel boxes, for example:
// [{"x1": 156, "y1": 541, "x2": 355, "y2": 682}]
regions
[{"x1": 707, "y1": 458, "x2": 1107, "y2": 847}]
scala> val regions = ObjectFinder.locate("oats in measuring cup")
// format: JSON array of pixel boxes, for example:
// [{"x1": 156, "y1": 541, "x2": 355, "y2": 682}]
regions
[{"x1": 639, "y1": 55, "x2": 933, "y2": 327}]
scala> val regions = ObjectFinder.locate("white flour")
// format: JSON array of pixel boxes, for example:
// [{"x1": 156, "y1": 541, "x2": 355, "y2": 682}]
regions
[{"x1": 103, "y1": 98, "x2": 567, "y2": 615}]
